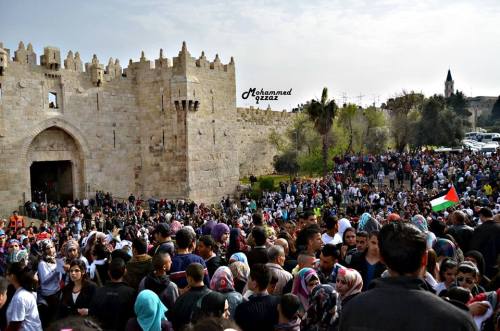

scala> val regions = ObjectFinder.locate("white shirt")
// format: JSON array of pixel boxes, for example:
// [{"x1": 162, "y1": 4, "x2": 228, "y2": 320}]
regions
[
  {"x1": 322, "y1": 233, "x2": 342, "y2": 246},
  {"x1": 7, "y1": 288, "x2": 42, "y2": 331}
]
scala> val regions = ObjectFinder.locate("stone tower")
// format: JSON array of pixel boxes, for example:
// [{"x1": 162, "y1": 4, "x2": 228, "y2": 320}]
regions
[{"x1": 445, "y1": 69, "x2": 454, "y2": 98}]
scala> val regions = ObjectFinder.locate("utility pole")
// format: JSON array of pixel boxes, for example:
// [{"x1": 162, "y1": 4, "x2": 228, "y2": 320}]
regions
[{"x1": 357, "y1": 93, "x2": 365, "y2": 107}]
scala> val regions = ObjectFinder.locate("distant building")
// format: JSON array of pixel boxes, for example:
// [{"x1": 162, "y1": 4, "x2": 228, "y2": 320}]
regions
[{"x1": 443, "y1": 69, "x2": 498, "y2": 129}]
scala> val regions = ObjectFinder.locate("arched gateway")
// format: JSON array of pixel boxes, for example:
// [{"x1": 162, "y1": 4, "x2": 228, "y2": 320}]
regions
[{"x1": 23, "y1": 119, "x2": 90, "y2": 204}]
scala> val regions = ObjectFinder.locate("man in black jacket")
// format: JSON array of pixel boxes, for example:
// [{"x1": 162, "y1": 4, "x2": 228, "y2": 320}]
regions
[
  {"x1": 89, "y1": 258, "x2": 136, "y2": 331},
  {"x1": 469, "y1": 207, "x2": 500, "y2": 278},
  {"x1": 447, "y1": 210, "x2": 474, "y2": 254},
  {"x1": 339, "y1": 222, "x2": 476, "y2": 331},
  {"x1": 235, "y1": 264, "x2": 279, "y2": 331},
  {"x1": 247, "y1": 227, "x2": 269, "y2": 269},
  {"x1": 169, "y1": 263, "x2": 211, "y2": 331}
]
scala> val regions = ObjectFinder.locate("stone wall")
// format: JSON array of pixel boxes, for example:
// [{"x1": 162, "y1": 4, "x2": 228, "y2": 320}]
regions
[
  {"x1": 236, "y1": 107, "x2": 297, "y2": 177},
  {"x1": 0, "y1": 41, "x2": 296, "y2": 216}
]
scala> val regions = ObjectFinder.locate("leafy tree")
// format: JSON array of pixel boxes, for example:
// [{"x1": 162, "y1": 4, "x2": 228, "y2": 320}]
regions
[
  {"x1": 268, "y1": 129, "x2": 288, "y2": 152},
  {"x1": 383, "y1": 91, "x2": 424, "y2": 152},
  {"x1": 413, "y1": 95, "x2": 463, "y2": 147},
  {"x1": 304, "y1": 87, "x2": 338, "y2": 176},
  {"x1": 446, "y1": 91, "x2": 471, "y2": 118},
  {"x1": 492, "y1": 95, "x2": 500, "y2": 120},
  {"x1": 338, "y1": 104, "x2": 358, "y2": 153},
  {"x1": 273, "y1": 151, "x2": 299, "y2": 178}
]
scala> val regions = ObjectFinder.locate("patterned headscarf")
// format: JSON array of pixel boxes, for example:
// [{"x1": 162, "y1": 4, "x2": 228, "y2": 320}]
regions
[
  {"x1": 337, "y1": 268, "x2": 363, "y2": 300},
  {"x1": 39, "y1": 239, "x2": 56, "y2": 263},
  {"x1": 63, "y1": 239, "x2": 80, "y2": 259},
  {"x1": 210, "y1": 266, "x2": 235, "y2": 292},
  {"x1": 301, "y1": 284, "x2": 339, "y2": 331},
  {"x1": 7, "y1": 249, "x2": 28, "y2": 265},
  {"x1": 358, "y1": 213, "x2": 380, "y2": 234},
  {"x1": 410, "y1": 215, "x2": 428, "y2": 232},
  {"x1": 292, "y1": 268, "x2": 319, "y2": 311},
  {"x1": 229, "y1": 261, "x2": 250, "y2": 283},
  {"x1": 229, "y1": 252, "x2": 248, "y2": 265},
  {"x1": 433, "y1": 238, "x2": 457, "y2": 260}
]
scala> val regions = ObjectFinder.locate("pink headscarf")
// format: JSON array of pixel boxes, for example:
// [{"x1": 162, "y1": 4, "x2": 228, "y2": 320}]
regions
[
  {"x1": 292, "y1": 268, "x2": 319, "y2": 311},
  {"x1": 338, "y1": 268, "x2": 363, "y2": 300}
]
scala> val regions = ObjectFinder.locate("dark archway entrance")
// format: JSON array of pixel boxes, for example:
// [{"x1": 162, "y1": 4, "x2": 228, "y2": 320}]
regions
[{"x1": 30, "y1": 161, "x2": 73, "y2": 203}]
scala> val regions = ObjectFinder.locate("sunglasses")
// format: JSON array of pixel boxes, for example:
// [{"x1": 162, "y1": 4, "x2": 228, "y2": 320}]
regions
[{"x1": 457, "y1": 277, "x2": 474, "y2": 285}]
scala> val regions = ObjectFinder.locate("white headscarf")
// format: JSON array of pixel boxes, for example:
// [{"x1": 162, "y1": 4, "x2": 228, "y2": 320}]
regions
[{"x1": 338, "y1": 218, "x2": 352, "y2": 238}]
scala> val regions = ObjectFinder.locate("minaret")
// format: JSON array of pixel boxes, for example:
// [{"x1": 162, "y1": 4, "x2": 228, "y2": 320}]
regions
[{"x1": 445, "y1": 69, "x2": 454, "y2": 98}]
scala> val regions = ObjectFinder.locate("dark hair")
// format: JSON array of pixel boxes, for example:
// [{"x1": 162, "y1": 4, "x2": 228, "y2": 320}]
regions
[
  {"x1": 296, "y1": 225, "x2": 321, "y2": 250},
  {"x1": 321, "y1": 244, "x2": 340, "y2": 259},
  {"x1": 439, "y1": 258, "x2": 458, "y2": 280},
  {"x1": 176, "y1": 228, "x2": 195, "y2": 249},
  {"x1": 426, "y1": 249, "x2": 438, "y2": 279},
  {"x1": 252, "y1": 227, "x2": 267, "y2": 246},
  {"x1": 110, "y1": 249, "x2": 132, "y2": 263},
  {"x1": 342, "y1": 227, "x2": 356, "y2": 242},
  {"x1": 108, "y1": 258, "x2": 126, "y2": 280},
  {"x1": 190, "y1": 317, "x2": 239, "y2": 331},
  {"x1": 446, "y1": 286, "x2": 471, "y2": 304},
  {"x1": 252, "y1": 213, "x2": 263, "y2": 226},
  {"x1": 132, "y1": 238, "x2": 147, "y2": 255},
  {"x1": 478, "y1": 207, "x2": 493, "y2": 218},
  {"x1": 356, "y1": 231, "x2": 368, "y2": 239},
  {"x1": 6, "y1": 262, "x2": 37, "y2": 291},
  {"x1": 378, "y1": 222, "x2": 426, "y2": 275},
  {"x1": 324, "y1": 216, "x2": 338, "y2": 230},
  {"x1": 198, "y1": 292, "x2": 226, "y2": 319},
  {"x1": 464, "y1": 250, "x2": 486, "y2": 277},
  {"x1": 152, "y1": 252, "x2": 170, "y2": 271},
  {"x1": 69, "y1": 259, "x2": 88, "y2": 281},
  {"x1": 186, "y1": 263, "x2": 205, "y2": 283},
  {"x1": 280, "y1": 293, "x2": 300, "y2": 320},
  {"x1": 368, "y1": 230, "x2": 379, "y2": 240},
  {"x1": 270, "y1": 275, "x2": 279, "y2": 285},
  {"x1": 250, "y1": 263, "x2": 271, "y2": 290},
  {"x1": 303, "y1": 210, "x2": 315, "y2": 219},
  {"x1": 0, "y1": 277, "x2": 8, "y2": 294},
  {"x1": 92, "y1": 242, "x2": 109, "y2": 260},
  {"x1": 199, "y1": 235, "x2": 216, "y2": 250}
]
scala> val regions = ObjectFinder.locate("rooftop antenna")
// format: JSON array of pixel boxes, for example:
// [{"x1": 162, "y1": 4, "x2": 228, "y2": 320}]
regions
[{"x1": 357, "y1": 93, "x2": 365, "y2": 107}]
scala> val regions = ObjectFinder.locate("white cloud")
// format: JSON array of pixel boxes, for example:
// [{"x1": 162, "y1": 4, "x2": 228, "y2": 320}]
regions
[{"x1": 1, "y1": 0, "x2": 499, "y2": 109}]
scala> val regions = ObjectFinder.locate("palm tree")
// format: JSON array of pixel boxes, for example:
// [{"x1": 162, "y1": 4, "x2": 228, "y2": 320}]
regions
[{"x1": 305, "y1": 87, "x2": 338, "y2": 177}]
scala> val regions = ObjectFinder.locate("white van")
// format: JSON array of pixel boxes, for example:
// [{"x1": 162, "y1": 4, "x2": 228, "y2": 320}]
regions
[{"x1": 479, "y1": 133, "x2": 500, "y2": 143}]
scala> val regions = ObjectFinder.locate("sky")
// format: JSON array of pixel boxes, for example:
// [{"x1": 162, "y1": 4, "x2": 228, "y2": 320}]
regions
[{"x1": 1, "y1": 0, "x2": 499, "y2": 110}]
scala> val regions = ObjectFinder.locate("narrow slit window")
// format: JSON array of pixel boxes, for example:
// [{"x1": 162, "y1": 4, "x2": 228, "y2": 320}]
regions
[
  {"x1": 48, "y1": 92, "x2": 58, "y2": 109},
  {"x1": 0, "y1": 83, "x2": 2, "y2": 102}
]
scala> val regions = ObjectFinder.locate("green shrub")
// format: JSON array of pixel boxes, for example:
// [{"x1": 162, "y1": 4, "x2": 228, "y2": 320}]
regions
[{"x1": 259, "y1": 177, "x2": 275, "y2": 191}]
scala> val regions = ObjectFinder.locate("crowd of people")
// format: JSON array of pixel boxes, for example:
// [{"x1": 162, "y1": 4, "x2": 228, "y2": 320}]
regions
[{"x1": 0, "y1": 149, "x2": 499, "y2": 331}]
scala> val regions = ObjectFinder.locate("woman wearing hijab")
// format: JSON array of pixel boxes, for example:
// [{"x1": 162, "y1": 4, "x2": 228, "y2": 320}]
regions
[
  {"x1": 229, "y1": 261, "x2": 250, "y2": 294},
  {"x1": 37, "y1": 239, "x2": 62, "y2": 327},
  {"x1": 211, "y1": 223, "x2": 230, "y2": 262},
  {"x1": 335, "y1": 268, "x2": 363, "y2": 308},
  {"x1": 210, "y1": 266, "x2": 244, "y2": 318},
  {"x1": 464, "y1": 250, "x2": 491, "y2": 290},
  {"x1": 228, "y1": 252, "x2": 248, "y2": 265},
  {"x1": 301, "y1": 284, "x2": 339, "y2": 331},
  {"x1": 357, "y1": 213, "x2": 380, "y2": 234},
  {"x1": 126, "y1": 289, "x2": 170, "y2": 331},
  {"x1": 410, "y1": 214, "x2": 436, "y2": 249},
  {"x1": 227, "y1": 228, "x2": 249, "y2": 258},
  {"x1": 292, "y1": 268, "x2": 320, "y2": 315},
  {"x1": 433, "y1": 238, "x2": 459, "y2": 263}
]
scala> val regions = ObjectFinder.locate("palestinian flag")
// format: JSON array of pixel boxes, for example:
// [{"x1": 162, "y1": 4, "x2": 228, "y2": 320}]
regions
[{"x1": 430, "y1": 186, "x2": 459, "y2": 212}]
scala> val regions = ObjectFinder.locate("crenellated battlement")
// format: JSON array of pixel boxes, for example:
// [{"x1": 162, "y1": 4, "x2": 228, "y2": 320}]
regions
[
  {"x1": 0, "y1": 41, "x2": 234, "y2": 84},
  {"x1": 236, "y1": 106, "x2": 297, "y2": 125}
]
